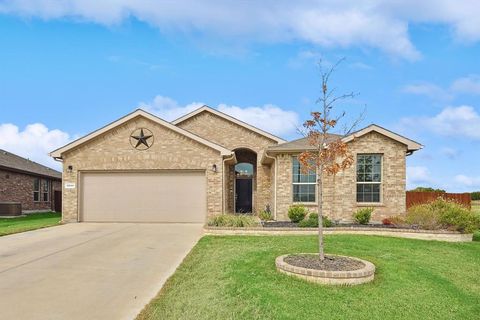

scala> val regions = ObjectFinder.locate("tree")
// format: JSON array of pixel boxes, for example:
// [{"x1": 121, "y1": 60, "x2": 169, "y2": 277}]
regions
[
  {"x1": 410, "y1": 187, "x2": 446, "y2": 193},
  {"x1": 298, "y1": 58, "x2": 363, "y2": 261}
]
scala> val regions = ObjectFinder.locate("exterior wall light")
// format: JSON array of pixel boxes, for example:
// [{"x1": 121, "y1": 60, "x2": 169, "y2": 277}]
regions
[
  {"x1": 67, "y1": 165, "x2": 73, "y2": 173},
  {"x1": 212, "y1": 164, "x2": 217, "y2": 173}
]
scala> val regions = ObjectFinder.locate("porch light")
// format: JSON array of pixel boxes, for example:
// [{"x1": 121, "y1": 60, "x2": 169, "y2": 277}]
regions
[
  {"x1": 67, "y1": 165, "x2": 73, "y2": 173},
  {"x1": 212, "y1": 164, "x2": 217, "y2": 173}
]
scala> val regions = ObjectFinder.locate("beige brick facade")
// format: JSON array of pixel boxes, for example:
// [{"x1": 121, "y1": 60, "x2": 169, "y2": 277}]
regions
[
  {"x1": 274, "y1": 132, "x2": 407, "y2": 221},
  {"x1": 55, "y1": 108, "x2": 415, "y2": 224},
  {"x1": 61, "y1": 116, "x2": 224, "y2": 223},
  {"x1": 176, "y1": 111, "x2": 279, "y2": 213}
]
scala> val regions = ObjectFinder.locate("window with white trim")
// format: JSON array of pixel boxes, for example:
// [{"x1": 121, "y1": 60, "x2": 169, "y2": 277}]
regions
[
  {"x1": 356, "y1": 154, "x2": 382, "y2": 203},
  {"x1": 42, "y1": 179, "x2": 49, "y2": 202},
  {"x1": 33, "y1": 178, "x2": 40, "y2": 202},
  {"x1": 292, "y1": 157, "x2": 316, "y2": 202}
]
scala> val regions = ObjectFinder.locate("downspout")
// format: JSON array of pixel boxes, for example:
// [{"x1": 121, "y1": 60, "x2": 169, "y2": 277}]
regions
[
  {"x1": 263, "y1": 151, "x2": 277, "y2": 220},
  {"x1": 222, "y1": 153, "x2": 236, "y2": 214}
]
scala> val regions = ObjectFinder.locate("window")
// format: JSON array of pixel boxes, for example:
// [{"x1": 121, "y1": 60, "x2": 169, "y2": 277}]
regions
[
  {"x1": 292, "y1": 157, "x2": 316, "y2": 202},
  {"x1": 42, "y1": 180, "x2": 50, "y2": 202},
  {"x1": 33, "y1": 178, "x2": 40, "y2": 202},
  {"x1": 356, "y1": 154, "x2": 382, "y2": 203}
]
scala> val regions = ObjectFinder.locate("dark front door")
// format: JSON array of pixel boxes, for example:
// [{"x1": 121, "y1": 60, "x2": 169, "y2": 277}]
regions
[
  {"x1": 235, "y1": 178, "x2": 252, "y2": 213},
  {"x1": 54, "y1": 190, "x2": 62, "y2": 212}
]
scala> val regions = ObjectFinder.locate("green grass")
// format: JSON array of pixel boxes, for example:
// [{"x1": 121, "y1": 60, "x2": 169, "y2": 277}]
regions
[
  {"x1": 138, "y1": 235, "x2": 480, "y2": 320},
  {"x1": 473, "y1": 201, "x2": 480, "y2": 241},
  {"x1": 0, "y1": 212, "x2": 61, "y2": 236}
]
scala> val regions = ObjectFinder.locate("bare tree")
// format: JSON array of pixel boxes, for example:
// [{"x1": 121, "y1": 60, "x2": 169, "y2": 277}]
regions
[{"x1": 298, "y1": 58, "x2": 364, "y2": 261}]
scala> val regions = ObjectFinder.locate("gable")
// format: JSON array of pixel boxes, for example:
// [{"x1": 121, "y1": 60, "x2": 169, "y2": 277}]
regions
[
  {"x1": 175, "y1": 110, "x2": 282, "y2": 151},
  {"x1": 173, "y1": 106, "x2": 286, "y2": 145},
  {"x1": 50, "y1": 109, "x2": 232, "y2": 159}
]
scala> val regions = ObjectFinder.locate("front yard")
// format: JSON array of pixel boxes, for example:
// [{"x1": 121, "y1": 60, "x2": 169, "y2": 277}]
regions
[
  {"x1": 0, "y1": 212, "x2": 61, "y2": 236},
  {"x1": 138, "y1": 235, "x2": 480, "y2": 320}
]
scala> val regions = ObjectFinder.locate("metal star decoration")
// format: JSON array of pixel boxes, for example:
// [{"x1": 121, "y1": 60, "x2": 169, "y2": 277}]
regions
[{"x1": 130, "y1": 128, "x2": 154, "y2": 150}]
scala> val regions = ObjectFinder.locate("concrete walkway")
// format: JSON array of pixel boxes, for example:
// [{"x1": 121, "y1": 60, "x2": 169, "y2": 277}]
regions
[{"x1": 0, "y1": 223, "x2": 203, "y2": 320}]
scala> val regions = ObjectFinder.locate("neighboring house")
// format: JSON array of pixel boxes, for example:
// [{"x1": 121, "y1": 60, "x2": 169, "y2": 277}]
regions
[
  {"x1": 0, "y1": 149, "x2": 62, "y2": 212},
  {"x1": 50, "y1": 107, "x2": 422, "y2": 223}
]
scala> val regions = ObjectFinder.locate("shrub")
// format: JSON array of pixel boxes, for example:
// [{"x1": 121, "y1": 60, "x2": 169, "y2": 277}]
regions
[
  {"x1": 298, "y1": 213, "x2": 333, "y2": 228},
  {"x1": 382, "y1": 218, "x2": 392, "y2": 225},
  {"x1": 207, "y1": 214, "x2": 259, "y2": 227},
  {"x1": 258, "y1": 210, "x2": 273, "y2": 221},
  {"x1": 388, "y1": 215, "x2": 407, "y2": 227},
  {"x1": 288, "y1": 205, "x2": 308, "y2": 223},
  {"x1": 353, "y1": 208, "x2": 373, "y2": 225},
  {"x1": 406, "y1": 198, "x2": 480, "y2": 233}
]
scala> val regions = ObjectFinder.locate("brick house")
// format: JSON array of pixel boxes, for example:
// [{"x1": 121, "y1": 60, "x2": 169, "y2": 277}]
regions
[
  {"x1": 0, "y1": 149, "x2": 62, "y2": 213},
  {"x1": 50, "y1": 107, "x2": 422, "y2": 223}
]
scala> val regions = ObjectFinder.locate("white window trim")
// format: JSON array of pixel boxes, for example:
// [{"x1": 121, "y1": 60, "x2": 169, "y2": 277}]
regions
[
  {"x1": 292, "y1": 157, "x2": 316, "y2": 203},
  {"x1": 356, "y1": 154, "x2": 383, "y2": 204}
]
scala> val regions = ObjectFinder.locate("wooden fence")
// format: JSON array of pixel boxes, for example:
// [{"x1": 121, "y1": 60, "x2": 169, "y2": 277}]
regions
[{"x1": 406, "y1": 191, "x2": 471, "y2": 209}]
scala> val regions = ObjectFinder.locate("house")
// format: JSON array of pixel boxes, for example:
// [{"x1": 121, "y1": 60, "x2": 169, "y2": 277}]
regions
[
  {"x1": 0, "y1": 149, "x2": 62, "y2": 213},
  {"x1": 50, "y1": 106, "x2": 422, "y2": 223}
]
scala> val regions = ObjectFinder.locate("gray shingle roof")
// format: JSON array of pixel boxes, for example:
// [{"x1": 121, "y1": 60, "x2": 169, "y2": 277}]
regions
[
  {"x1": 0, "y1": 149, "x2": 61, "y2": 179},
  {"x1": 268, "y1": 133, "x2": 342, "y2": 152}
]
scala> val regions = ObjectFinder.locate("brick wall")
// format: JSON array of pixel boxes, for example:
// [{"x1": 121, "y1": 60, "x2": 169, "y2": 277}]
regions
[
  {"x1": 0, "y1": 169, "x2": 61, "y2": 212},
  {"x1": 275, "y1": 132, "x2": 407, "y2": 221},
  {"x1": 177, "y1": 111, "x2": 278, "y2": 213},
  {"x1": 61, "y1": 116, "x2": 224, "y2": 223}
]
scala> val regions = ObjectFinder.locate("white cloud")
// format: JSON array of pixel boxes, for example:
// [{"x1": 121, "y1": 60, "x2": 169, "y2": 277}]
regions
[
  {"x1": 0, "y1": 123, "x2": 71, "y2": 170},
  {"x1": 451, "y1": 75, "x2": 480, "y2": 95},
  {"x1": 407, "y1": 166, "x2": 432, "y2": 188},
  {"x1": 5, "y1": 1, "x2": 480, "y2": 60},
  {"x1": 454, "y1": 175, "x2": 480, "y2": 188},
  {"x1": 138, "y1": 95, "x2": 299, "y2": 137},
  {"x1": 402, "y1": 82, "x2": 452, "y2": 101},
  {"x1": 400, "y1": 105, "x2": 480, "y2": 140}
]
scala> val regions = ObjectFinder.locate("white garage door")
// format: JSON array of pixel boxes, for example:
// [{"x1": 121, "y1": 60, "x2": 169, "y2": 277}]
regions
[{"x1": 80, "y1": 171, "x2": 206, "y2": 222}]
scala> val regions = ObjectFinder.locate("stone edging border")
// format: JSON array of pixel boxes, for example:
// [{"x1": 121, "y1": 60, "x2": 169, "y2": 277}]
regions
[
  {"x1": 204, "y1": 227, "x2": 473, "y2": 242},
  {"x1": 276, "y1": 253, "x2": 375, "y2": 285}
]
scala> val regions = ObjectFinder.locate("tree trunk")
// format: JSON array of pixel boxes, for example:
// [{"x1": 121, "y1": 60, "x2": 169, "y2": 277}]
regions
[{"x1": 317, "y1": 164, "x2": 324, "y2": 261}]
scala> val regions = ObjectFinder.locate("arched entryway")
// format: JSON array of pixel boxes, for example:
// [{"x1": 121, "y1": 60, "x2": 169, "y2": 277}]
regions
[{"x1": 232, "y1": 148, "x2": 257, "y2": 213}]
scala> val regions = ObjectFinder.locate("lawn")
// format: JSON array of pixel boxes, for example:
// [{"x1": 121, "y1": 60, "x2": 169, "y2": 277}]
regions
[
  {"x1": 0, "y1": 212, "x2": 61, "y2": 236},
  {"x1": 473, "y1": 200, "x2": 480, "y2": 241},
  {"x1": 138, "y1": 235, "x2": 480, "y2": 320}
]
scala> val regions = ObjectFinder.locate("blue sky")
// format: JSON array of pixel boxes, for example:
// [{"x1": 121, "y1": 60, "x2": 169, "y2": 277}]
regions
[{"x1": 0, "y1": 1, "x2": 479, "y2": 192}]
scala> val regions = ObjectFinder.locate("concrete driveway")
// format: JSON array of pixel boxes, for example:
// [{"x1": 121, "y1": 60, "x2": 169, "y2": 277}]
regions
[{"x1": 0, "y1": 223, "x2": 203, "y2": 320}]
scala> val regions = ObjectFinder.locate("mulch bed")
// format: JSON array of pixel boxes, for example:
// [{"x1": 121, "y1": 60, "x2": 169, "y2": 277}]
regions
[
  {"x1": 284, "y1": 254, "x2": 365, "y2": 271},
  {"x1": 262, "y1": 221, "x2": 416, "y2": 229}
]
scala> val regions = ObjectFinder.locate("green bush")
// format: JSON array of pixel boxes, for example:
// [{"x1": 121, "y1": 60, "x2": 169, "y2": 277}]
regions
[
  {"x1": 207, "y1": 214, "x2": 259, "y2": 227},
  {"x1": 353, "y1": 208, "x2": 373, "y2": 225},
  {"x1": 287, "y1": 205, "x2": 308, "y2": 223},
  {"x1": 471, "y1": 192, "x2": 480, "y2": 201},
  {"x1": 298, "y1": 213, "x2": 333, "y2": 228},
  {"x1": 406, "y1": 198, "x2": 480, "y2": 233},
  {"x1": 258, "y1": 210, "x2": 273, "y2": 221}
]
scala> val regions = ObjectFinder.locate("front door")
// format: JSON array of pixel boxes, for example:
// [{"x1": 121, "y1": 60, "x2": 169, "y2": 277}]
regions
[{"x1": 235, "y1": 178, "x2": 252, "y2": 213}]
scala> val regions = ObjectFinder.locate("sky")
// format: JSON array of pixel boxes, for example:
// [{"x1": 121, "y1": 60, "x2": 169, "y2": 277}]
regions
[{"x1": 0, "y1": 0, "x2": 479, "y2": 192}]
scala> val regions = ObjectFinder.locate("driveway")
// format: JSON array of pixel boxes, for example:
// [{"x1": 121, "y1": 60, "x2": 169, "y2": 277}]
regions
[{"x1": 0, "y1": 223, "x2": 203, "y2": 320}]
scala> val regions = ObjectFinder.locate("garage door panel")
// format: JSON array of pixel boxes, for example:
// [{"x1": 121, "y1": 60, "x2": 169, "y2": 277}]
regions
[{"x1": 81, "y1": 171, "x2": 206, "y2": 222}]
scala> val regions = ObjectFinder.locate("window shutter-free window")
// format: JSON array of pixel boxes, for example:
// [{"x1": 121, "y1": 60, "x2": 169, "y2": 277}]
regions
[
  {"x1": 292, "y1": 157, "x2": 316, "y2": 202},
  {"x1": 33, "y1": 178, "x2": 40, "y2": 202},
  {"x1": 356, "y1": 154, "x2": 382, "y2": 203}
]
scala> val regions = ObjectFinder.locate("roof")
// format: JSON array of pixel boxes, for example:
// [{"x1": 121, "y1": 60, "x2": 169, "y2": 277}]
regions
[
  {"x1": 267, "y1": 133, "x2": 342, "y2": 152},
  {"x1": 0, "y1": 149, "x2": 61, "y2": 179},
  {"x1": 172, "y1": 105, "x2": 287, "y2": 144},
  {"x1": 50, "y1": 109, "x2": 233, "y2": 159},
  {"x1": 267, "y1": 124, "x2": 423, "y2": 154}
]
